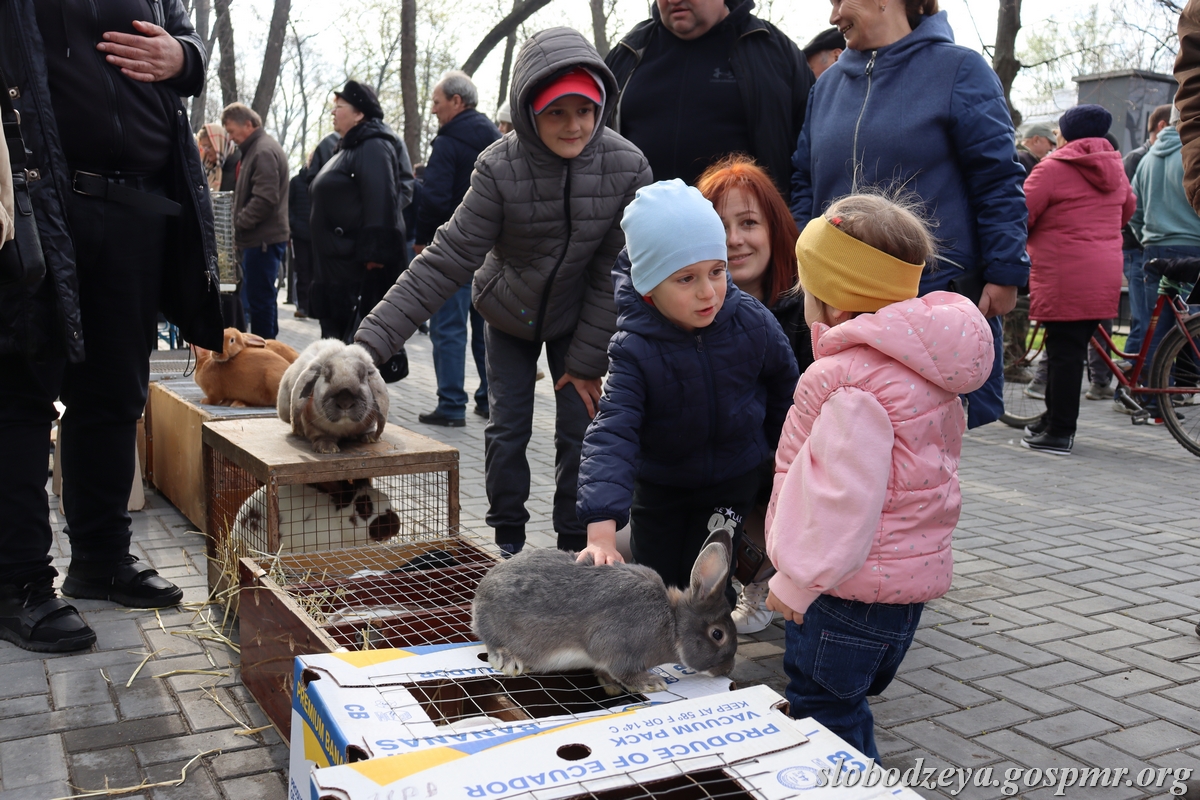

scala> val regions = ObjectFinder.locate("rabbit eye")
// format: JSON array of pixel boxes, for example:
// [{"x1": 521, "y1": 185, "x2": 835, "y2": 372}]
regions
[{"x1": 711, "y1": 628, "x2": 724, "y2": 642}]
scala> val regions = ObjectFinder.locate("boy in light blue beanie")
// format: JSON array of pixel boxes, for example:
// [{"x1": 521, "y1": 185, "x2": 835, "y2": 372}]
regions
[{"x1": 575, "y1": 179, "x2": 800, "y2": 602}]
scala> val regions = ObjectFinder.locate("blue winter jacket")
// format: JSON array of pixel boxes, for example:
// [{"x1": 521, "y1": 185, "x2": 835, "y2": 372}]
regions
[
  {"x1": 789, "y1": 12, "x2": 1029, "y2": 427},
  {"x1": 576, "y1": 251, "x2": 799, "y2": 528},
  {"x1": 414, "y1": 108, "x2": 501, "y2": 245}
]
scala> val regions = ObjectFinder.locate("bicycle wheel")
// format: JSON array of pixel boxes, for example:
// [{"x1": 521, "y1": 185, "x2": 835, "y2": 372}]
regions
[
  {"x1": 1149, "y1": 315, "x2": 1200, "y2": 458},
  {"x1": 999, "y1": 319, "x2": 1045, "y2": 428}
]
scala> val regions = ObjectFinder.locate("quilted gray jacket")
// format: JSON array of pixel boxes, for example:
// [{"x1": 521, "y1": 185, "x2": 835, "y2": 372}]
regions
[{"x1": 355, "y1": 27, "x2": 652, "y2": 379}]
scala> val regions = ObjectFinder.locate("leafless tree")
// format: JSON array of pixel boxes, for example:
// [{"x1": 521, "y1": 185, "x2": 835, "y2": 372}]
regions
[
  {"x1": 402, "y1": 0, "x2": 421, "y2": 159},
  {"x1": 993, "y1": 0, "x2": 1023, "y2": 125},
  {"x1": 589, "y1": 0, "x2": 612, "y2": 57},
  {"x1": 213, "y1": 0, "x2": 238, "y2": 106},
  {"x1": 252, "y1": 0, "x2": 293, "y2": 121},
  {"x1": 189, "y1": 0, "x2": 212, "y2": 130},
  {"x1": 461, "y1": 0, "x2": 558, "y2": 76}
]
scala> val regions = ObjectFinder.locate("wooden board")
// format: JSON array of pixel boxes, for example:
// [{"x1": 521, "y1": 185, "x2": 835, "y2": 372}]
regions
[{"x1": 147, "y1": 379, "x2": 276, "y2": 531}]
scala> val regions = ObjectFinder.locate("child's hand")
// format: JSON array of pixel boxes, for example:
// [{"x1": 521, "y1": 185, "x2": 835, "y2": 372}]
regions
[
  {"x1": 766, "y1": 589, "x2": 803, "y2": 625},
  {"x1": 555, "y1": 373, "x2": 602, "y2": 418},
  {"x1": 577, "y1": 520, "x2": 624, "y2": 565}
]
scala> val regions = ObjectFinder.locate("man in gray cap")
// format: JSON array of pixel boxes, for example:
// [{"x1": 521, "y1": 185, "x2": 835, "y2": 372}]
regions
[
  {"x1": 802, "y1": 27, "x2": 845, "y2": 80},
  {"x1": 1016, "y1": 122, "x2": 1056, "y2": 175}
]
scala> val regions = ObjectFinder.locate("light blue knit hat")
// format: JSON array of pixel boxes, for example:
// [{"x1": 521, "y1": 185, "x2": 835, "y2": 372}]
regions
[{"x1": 621, "y1": 179, "x2": 728, "y2": 295}]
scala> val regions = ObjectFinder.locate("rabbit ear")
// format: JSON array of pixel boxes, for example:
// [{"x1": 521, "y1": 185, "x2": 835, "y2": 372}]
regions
[
  {"x1": 689, "y1": 539, "x2": 731, "y2": 600},
  {"x1": 298, "y1": 363, "x2": 322, "y2": 399},
  {"x1": 244, "y1": 334, "x2": 267, "y2": 347}
]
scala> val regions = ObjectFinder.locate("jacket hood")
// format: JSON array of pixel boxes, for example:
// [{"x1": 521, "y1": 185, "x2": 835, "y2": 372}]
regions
[
  {"x1": 612, "y1": 249, "x2": 741, "y2": 340},
  {"x1": 810, "y1": 291, "x2": 993, "y2": 393},
  {"x1": 509, "y1": 27, "x2": 617, "y2": 159},
  {"x1": 837, "y1": 11, "x2": 954, "y2": 71},
  {"x1": 1045, "y1": 138, "x2": 1128, "y2": 192},
  {"x1": 1149, "y1": 125, "x2": 1183, "y2": 159}
]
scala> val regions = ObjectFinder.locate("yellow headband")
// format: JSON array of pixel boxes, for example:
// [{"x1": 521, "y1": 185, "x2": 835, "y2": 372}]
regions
[{"x1": 795, "y1": 217, "x2": 925, "y2": 313}]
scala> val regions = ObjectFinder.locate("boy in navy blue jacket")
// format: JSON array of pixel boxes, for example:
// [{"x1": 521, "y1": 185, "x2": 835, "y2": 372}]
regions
[{"x1": 576, "y1": 180, "x2": 799, "y2": 592}]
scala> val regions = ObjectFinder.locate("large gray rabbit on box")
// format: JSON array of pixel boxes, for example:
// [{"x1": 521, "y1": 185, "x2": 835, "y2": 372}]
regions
[
  {"x1": 278, "y1": 340, "x2": 389, "y2": 454},
  {"x1": 471, "y1": 530, "x2": 737, "y2": 695}
]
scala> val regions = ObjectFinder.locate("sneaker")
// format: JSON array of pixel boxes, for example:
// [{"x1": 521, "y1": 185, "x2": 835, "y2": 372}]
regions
[
  {"x1": 1085, "y1": 383, "x2": 1114, "y2": 400},
  {"x1": 497, "y1": 542, "x2": 524, "y2": 559},
  {"x1": 0, "y1": 582, "x2": 96, "y2": 653},
  {"x1": 1021, "y1": 431, "x2": 1073, "y2": 455},
  {"x1": 1112, "y1": 400, "x2": 1134, "y2": 415},
  {"x1": 731, "y1": 580, "x2": 776, "y2": 634},
  {"x1": 1024, "y1": 416, "x2": 1049, "y2": 438},
  {"x1": 62, "y1": 555, "x2": 183, "y2": 609},
  {"x1": 418, "y1": 410, "x2": 466, "y2": 428},
  {"x1": 1024, "y1": 382, "x2": 1046, "y2": 400},
  {"x1": 1173, "y1": 392, "x2": 1197, "y2": 407}
]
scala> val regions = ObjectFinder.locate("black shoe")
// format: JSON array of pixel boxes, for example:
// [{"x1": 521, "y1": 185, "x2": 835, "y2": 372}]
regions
[
  {"x1": 474, "y1": 405, "x2": 490, "y2": 419},
  {"x1": 418, "y1": 410, "x2": 466, "y2": 428},
  {"x1": 1023, "y1": 416, "x2": 1049, "y2": 438},
  {"x1": 498, "y1": 542, "x2": 524, "y2": 559},
  {"x1": 0, "y1": 582, "x2": 96, "y2": 653},
  {"x1": 62, "y1": 555, "x2": 183, "y2": 609},
  {"x1": 1021, "y1": 431, "x2": 1074, "y2": 456}
]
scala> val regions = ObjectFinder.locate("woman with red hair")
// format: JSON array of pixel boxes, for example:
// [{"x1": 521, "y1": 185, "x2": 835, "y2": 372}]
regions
[{"x1": 697, "y1": 155, "x2": 813, "y2": 634}]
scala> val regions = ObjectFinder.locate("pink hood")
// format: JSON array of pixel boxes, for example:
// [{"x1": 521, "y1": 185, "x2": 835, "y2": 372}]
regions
[
  {"x1": 765, "y1": 292, "x2": 993, "y2": 615},
  {"x1": 1043, "y1": 138, "x2": 1127, "y2": 193}
]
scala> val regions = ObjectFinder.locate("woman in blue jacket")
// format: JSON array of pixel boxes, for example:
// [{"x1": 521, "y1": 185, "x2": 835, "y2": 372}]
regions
[{"x1": 790, "y1": 0, "x2": 1029, "y2": 428}]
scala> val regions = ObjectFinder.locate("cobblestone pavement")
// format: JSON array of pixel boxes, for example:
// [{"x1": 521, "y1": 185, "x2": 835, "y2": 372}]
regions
[{"x1": 3, "y1": 306, "x2": 1199, "y2": 799}]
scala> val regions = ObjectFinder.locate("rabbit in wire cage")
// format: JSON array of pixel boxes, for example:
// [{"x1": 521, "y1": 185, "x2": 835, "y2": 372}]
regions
[
  {"x1": 471, "y1": 529, "x2": 737, "y2": 696},
  {"x1": 230, "y1": 479, "x2": 401, "y2": 553},
  {"x1": 278, "y1": 339, "x2": 389, "y2": 454}
]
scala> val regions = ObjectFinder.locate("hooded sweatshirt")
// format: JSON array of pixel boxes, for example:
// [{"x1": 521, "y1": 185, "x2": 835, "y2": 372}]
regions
[
  {"x1": 355, "y1": 28, "x2": 653, "y2": 379},
  {"x1": 765, "y1": 292, "x2": 993, "y2": 616},
  {"x1": 1025, "y1": 138, "x2": 1136, "y2": 322},
  {"x1": 1130, "y1": 126, "x2": 1200, "y2": 249}
]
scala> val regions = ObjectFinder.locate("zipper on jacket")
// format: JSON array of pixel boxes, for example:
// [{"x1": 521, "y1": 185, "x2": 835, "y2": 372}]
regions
[
  {"x1": 87, "y1": 0, "x2": 125, "y2": 166},
  {"x1": 533, "y1": 160, "x2": 572, "y2": 342},
  {"x1": 849, "y1": 50, "x2": 877, "y2": 193}
]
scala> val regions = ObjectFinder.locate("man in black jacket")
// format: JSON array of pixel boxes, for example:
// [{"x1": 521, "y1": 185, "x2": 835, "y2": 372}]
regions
[
  {"x1": 606, "y1": 0, "x2": 812, "y2": 196},
  {"x1": 416, "y1": 71, "x2": 500, "y2": 426},
  {"x1": 0, "y1": 0, "x2": 223, "y2": 652}
]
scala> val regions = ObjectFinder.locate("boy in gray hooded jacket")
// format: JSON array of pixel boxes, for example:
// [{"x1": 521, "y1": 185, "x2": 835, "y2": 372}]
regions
[{"x1": 355, "y1": 27, "x2": 652, "y2": 554}]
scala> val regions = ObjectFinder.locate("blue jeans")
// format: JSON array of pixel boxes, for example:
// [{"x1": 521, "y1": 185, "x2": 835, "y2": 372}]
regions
[
  {"x1": 429, "y1": 286, "x2": 488, "y2": 418},
  {"x1": 783, "y1": 595, "x2": 923, "y2": 762},
  {"x1": 1124, "y1": 249, "x2": 1150, "y2": 355},
  {"x1": 241, "y1": 242, "x2": 286, "y2": 339},
  {"x1": 1142, "y1": 246, "x2": 1200, "y2": 394}
]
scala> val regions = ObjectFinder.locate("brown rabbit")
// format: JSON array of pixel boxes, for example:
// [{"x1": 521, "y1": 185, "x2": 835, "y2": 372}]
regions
[
  {"x1": 212, "y1": 327, "x2": 299, "y2": 364},
  {"x1": 193, "y1": 330, "x2": 292, "y2": 407}
]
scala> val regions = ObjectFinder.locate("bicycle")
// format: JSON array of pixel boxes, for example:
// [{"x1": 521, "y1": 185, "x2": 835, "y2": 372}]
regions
[{"x1": 1000, "y1": 264, "x2": 1200, "y2": 457}]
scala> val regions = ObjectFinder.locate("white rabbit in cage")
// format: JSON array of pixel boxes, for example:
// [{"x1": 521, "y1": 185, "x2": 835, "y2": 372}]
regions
[{"x1": 230, "y1": 479, "x2": 401, "y2": 553}]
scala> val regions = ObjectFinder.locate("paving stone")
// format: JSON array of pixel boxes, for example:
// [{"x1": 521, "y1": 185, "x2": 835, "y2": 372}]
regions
[
  {"x1": 937, "y1": 654, "x2": 1024, "y2": 681},
  {"x1": 70, "y1": 746, "x2": 142, "y2": 793},
  {"x1": 1137, "y1": 636, "x2": 1200, "y2": 660},
  {"x1": 1015, "y1": 711, "x2": 1119, "y2": 747},
  {"x1": 973, "y1": 729, "x2": 1083, "y2": 769},
  {"x1": 141, "y1": 759, "x2": 223, "y2": 800},
  {"x1": 1124, "y1": 692, "x2": 1200, "y2": 730},
  {"x1": 0, "y1": 780, "x2": 76, "y2": 799},
  {"x1": 1038, "y1": 639, "x2": 1129, "y2": 674},
  {"x1": 210, "y1": 747, "x2": 288, "y2": 779},
  {"x1": 1101, "y1": 720, "x2": 1200, "y2": 759},
  {"x1": 871, "y1": 694, "x2": 957, "y2": 727},
  {"x1": 1080, "y1": 669, "x2": 1174, "y2": 698},
  {"x1": 1044, "y1": 684, "x2": 1155, "y2": 727},
  {"x1": 1106, "y1": 647, "x2": 1200, "y2": 682},
  {"x1": 0, "y1": 660, "x2": 48, "y2": 700},
  {"x1": 1005, "y1": 623, "x2": 1089, "y2": 645},
  {"x1": 899, "y1": 669, "x2": 993, "y2": 707},
  {"x1": 221, "y1": 771, "x2": 288, "y2": 800},
  {"x1": 1010, "y1": 662, "x2": 1100, "y2": 689},
  {"x1": 49, "y1": 666, "x2": 112, "y2": 708},
  {"x1": 934, "y1": 701, "x2": 1039, "y2": 737},
  {"x1": 1061, "y1": 737, "x2": 1156, "y2": 778},
  {"x1": 0, "y1": 702, "x2": 119, "y2": 743},
  {"x1": 62, "y1": 714, "x2": 187, "y2": 753},
  {"x1": 914, "y1": 629, "x2": 987, "y2": 659},
  {"x1": 972, "y1": 634, "x2": 1060, "y2": 666},
  {"x1": 133, "y1": 729, "x2": 260, "y2": 766},
  {"x1": 0, "y1": 733, "x2": 68, "y2": 788},
  {"x1": 972, "y1": 676, "x2": 1073, "y2": 715},
  {"x1": 890, "y1": 721, "x2": 1001, "y2": 767},
  {"x1": 0, "y1": 695, "x2": 50, "y2": 720},
  {"x1": 1068, "y1": 629, "x2": 1150, "y2": 652}
]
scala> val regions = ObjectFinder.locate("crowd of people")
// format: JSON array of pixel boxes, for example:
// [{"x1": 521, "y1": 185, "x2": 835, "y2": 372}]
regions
[{"x1": 3, "y1": 0, "x2": 1200, "y2": 766}]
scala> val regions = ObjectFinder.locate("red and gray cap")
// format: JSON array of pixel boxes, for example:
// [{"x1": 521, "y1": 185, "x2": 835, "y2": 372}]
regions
[{"x1": 531, "y1": 67, "x2": 605, "y2": 114}]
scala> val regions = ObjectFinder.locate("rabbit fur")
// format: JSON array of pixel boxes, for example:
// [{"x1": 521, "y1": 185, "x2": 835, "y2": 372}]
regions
[
  {"x1": 471, "y1": 530, "x2": 738, "y2": 696},
  {"x1": 193, "y1": 329, "x2": 292, "y2": 407},
  {"x1": 230, "y1": 479, "x2": 401, "y2": 553},
  {"x1": 278, "y1": 339, "x2": 389, "y2": 454},
  {"x1": 211, "y1": 327, "x2": 299, "y2": 364}
]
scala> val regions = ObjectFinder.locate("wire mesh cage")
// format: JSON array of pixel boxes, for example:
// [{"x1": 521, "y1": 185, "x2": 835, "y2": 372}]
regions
[{"x1": 211, "y1": 190, "x2": 239, "y2": 286}]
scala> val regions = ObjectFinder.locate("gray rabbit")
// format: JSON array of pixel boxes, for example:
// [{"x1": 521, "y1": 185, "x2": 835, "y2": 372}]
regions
[
  {"x1": 471, "y1": 530, "x2": 737, "y2": 696},
  {"x1": 277, "y1": 339, "x2": 389, "y2": 454}
]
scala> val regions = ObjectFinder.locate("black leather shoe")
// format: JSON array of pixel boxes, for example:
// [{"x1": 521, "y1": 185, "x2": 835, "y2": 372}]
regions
[
  {"x1": 62, "y1": 555, "x2": 183, "y2": 609},
  {"x1": 1021, "y1": 431, "x2": 1073, "y2": 456},
  {"x1": 474, "y1": 405, "x2": 490, "y2": 419},
  {"x1": 0, "y1": 583, "x2": 96, "y2": 653},
  {"x1": 418, "y1": 410, "x2": 466, "y2": 428}
]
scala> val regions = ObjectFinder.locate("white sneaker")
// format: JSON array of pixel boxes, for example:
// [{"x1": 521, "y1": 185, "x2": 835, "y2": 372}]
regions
[{"x1": 732, "y1": 580, "x2": 776, "y2": 634}]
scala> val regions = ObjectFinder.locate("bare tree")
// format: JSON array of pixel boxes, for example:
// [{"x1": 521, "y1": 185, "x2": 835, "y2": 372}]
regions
[
  {"x1": 993, "y1": 0, "x2": 1022, "y2": 125},
  {"x1": 190, "y1": 0, "x2": 212, "y2": 130},
  {"x1": 401, "y1": 0, "x2": 421, "y2": 159},
  {"x1": 251, "y1": 0, "x2": 292, "y2": 121},
  {"x1": 213, "y1": 0, "x2": 238, "y2": 106},
  {"x1": 461, "y1": 0, "x2": 558, "y2": 76},
  {"x1": 589, "y1": 0, "x2": 612, "y2": 57},
  {"x1": 497, "y1": 0, "x2": 521, "y2": 108}
]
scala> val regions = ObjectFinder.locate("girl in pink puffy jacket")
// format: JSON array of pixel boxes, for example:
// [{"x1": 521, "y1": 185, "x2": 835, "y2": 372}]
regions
[{"x1": 764, "y1": 194, "x2": 994, "y2": 763}]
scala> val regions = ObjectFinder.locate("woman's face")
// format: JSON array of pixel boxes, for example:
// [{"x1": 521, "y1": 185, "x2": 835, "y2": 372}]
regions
[
  {"x1": 197, "y1": 133, "x2": 215, "y2": 165},
  {"x1": 331, "y1": 99, "x2": 365, "y2": 135},
  {"x1": 714, "y1": 186, "x2": 772, "y2": 301},
  {"x1": 830, "y1": 0, "x2": 889, "y2": 50}
]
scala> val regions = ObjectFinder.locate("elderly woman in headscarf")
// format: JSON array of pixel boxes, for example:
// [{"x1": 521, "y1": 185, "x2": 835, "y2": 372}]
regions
[{"x1": 197, "y1": 122, "x2": 240, "y2": 193}]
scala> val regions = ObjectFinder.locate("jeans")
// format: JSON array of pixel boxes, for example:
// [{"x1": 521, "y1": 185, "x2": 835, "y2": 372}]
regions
[
  {"x1": 429, "y1": 286, "x2": 488, "y2": 418},
  {"x1": 242, "y1": 242, "x2": 287, "y2": 339},
  {"x1": 1041, "y1": 319, "x2": 1099, "y2": 437},
  {"x1": 483, "y1": 324, "x2": 590, "y2": 550},
  {"x1": 291, "y1": 237, "x2": 314, "y2": 315},
  {"x1": 1124, "y1": 248, "x2": 1150, "y2": 354},
  {"x1": 1088, "y1": 319, "x2": 1113, "y2": 387},
  {"x1": 783, "y1": 595, "x2": 923, "y2": 762},
  {"x1": 1142, "y1": 246, "x2": 1200, "y2": 387},
  {"x1": 0, "y1": 183, "x2": 167, "y2": 585}
]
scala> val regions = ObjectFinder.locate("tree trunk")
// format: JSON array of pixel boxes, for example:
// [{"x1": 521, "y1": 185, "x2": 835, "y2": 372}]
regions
[
  {"x1": 400, "y1": 0, "x2": 420, "y2": 160},
  {"x1": 461, "y1": 0, "x2": 557, "y2": 76},
  {"x1": 993, "y1": 0, "x2": 1023, "y2": 127},
  {"x1": 189, "y1": 0, "x2": 211, "y2": 131},
  {"x1": 497, "y1": 0, "x2": 520, "y2": 108},
  {"x1": 589, "y1": 0, "x2": 609, "y2": 58},
  {"x1": 251, "y1": 0, "x2": 292, "y2": 122},
  {"x1": 213, "y1": 0, "x2": 238, "y2": 107}
]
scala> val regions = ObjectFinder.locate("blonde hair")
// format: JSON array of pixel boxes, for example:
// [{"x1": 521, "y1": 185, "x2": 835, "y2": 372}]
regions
[{"x1": 823, "y1": 193, "x2": 936, "y2": 268}]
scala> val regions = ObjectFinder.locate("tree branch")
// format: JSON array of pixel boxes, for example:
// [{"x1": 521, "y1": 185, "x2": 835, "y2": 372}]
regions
[{"x1": 461, "y1": 0, "x2": 557, "y2": 76}]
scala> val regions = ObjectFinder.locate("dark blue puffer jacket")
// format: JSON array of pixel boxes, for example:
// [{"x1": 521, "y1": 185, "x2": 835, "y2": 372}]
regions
[
  {"x1": 414, "y1": 108, "x2": 501, "y2": 245},
  {"x1": 576, "y1": 250, "x2": 799, "y2": 528}
]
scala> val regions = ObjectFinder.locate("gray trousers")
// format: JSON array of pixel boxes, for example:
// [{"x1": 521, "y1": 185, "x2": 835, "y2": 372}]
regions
[{"x1": 483, "y1": 324, "x2": 590, "y2": 551}]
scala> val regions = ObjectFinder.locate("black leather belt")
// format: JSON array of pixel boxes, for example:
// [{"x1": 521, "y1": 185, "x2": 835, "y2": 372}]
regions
[{"x1": 72, "y1": 170, "x2": 181, "y2": 216}]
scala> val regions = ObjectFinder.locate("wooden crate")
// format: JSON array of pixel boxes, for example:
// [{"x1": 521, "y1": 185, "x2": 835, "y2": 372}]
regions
[
  {"x1": 203, "y1": 417, "x2": 460, "y2": 598},
  {"x1": 144, "y1": 379, "x2": 276, "y2": 530},
  {"x1": 238, "y1": 536, "x2": 498, "y2": 738}
]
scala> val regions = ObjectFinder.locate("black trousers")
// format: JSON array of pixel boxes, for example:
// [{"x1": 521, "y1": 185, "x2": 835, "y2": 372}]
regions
[
  {"x1": 291, "y1": 237, "x2": 313, "y2": 314},
  {"x1": 629, "y1": 468, "x2": 759, "y2": 607},
  {"x1": 1042, "y1": 319, "x2": 1100, "y2": 437},
  {"x1": 0, "y1": 185, "x2": 167, "y2": 585}
]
